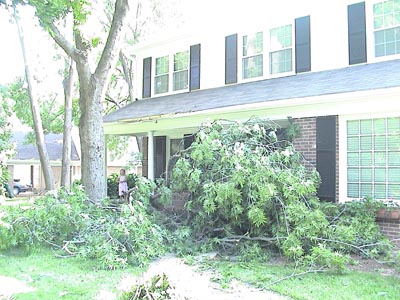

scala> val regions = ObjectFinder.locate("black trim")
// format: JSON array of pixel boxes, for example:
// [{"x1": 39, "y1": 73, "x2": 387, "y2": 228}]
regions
[
  {"x1": 190, "y1": 44, "x2": 201, "y2": 91},
  {"x1": 348, "y1": 2, "x2": 367, "y2": 65},
  {"x1": 155, "y1": 136, "x2": 166, "y2": 178},
  {"x1": 225, "y1": 34, "x2": 238, "y2": 84},
  {"x1": 142, "y1": 57, "x2": 152, "y2": 98},
  {"x1": 316, "y1": 116, "x2": 337, "y2": 202},
  {"x1": 295, "y1": 16, "x2": 311, "y2": 73}
]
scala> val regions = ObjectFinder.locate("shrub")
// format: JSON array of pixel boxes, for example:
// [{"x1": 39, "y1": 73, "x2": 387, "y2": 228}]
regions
[
  {"x1": 0, "y1": 179, "x2": 167, "y2": 269},
  {"x1": 162, "y1": 119, "x2": 393, "y2": 270}
]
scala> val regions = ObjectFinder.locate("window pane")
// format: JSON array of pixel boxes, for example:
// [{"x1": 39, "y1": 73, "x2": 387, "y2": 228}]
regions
[
  {"x1": 348, "y1": 168, "x2": 359, "y2": 182},
  {"x1": 243, "y1": 32, "x2": 263, "y2": 56},
  {"x1": 173, "y1": 70, "x2": 188, "y2": 91},
  {"x1": 388, "y1": 167, "x2": 400, "y2": 182},
  {"x1": 174, "y1": 51, "x2": 189, "y2": 72},
  {"x1": 395, "y1": 0, "x2": 400, "y2": 12},
  {"x1": 388, "y1": 117, "x2": 400, "y2": 133},
  {"x1": 396, "y1": 11, "x2": 400, "y2": 24},
  {"x1": 347, "y1": 137, "x2": 359, "y2": 151},
  {"x1": 384, "y1": 14, "x2": 394, "y2": 27},
  {"x1": 348, "y1": 183, "x2": 359, "y2": 198},
  {"x1": 361, "y1": 152, "x2": 372, "y2": 166},
  {"x1": 360, "y1": 183, "x2": 372, "y2": 197},
  {"x1": 155, "y1": 56, "x2": 169, "y2": 75},
  {"x1": 374, "y1": 118, "x2": 386, "y2": 134},
  {"x1": 360, "y1": 136, "x2": 372, "y2": 150},
  {"x1": 388, "y1": 135, "x2": 400, "y2": 150},
  {"x1": 360, "y1": 119, "x2": 372, "y2": 134},
  {"x1": 388, "y1": 184, "x2": 400, "y2": 198},
  {"x1": 374, "y1": 184, "x2": 386, "y2": 199},
  {"x1": 348, "y1": 152, "x2": 359, "y2": 166},
  {"x1": 347, "y1": 120, "x2": 359, "y2": 135},
  {"x1": 374, "y1": 2, "x2": 383, "y2": 15},
  {"x1": 375, "y1": 16, "x2": 384, "y2": 29},
  {"x1": 361, "y1": 168, "x2": 372, "y2": 182},
  {"x1": 374, "y1": 135, "x2": 386, "y2": 150},
  {"x1": 375, "y1": 151, "x2": 387, "y2": 166},
  {"x1": 388, "y1": 151, "x2": 400, "y2": 165},
  {"x1": 243, "y1": 55, "x2": 263, "y2": 79},
  {"x1": 270, "y1": 49, "x2": 292, "y2": 74},
  {"x1": 384, "y1": 0, "x2": 394, "y2": 14},
  {"x1": 270, "y1": 25, "x2": 292, "y2": 49},
  {"x1": 155, "y1": 74, "x2": 169, "y2": 94},
  {"x1": 375, "y1": 168, "x2": 386, "y2": 182},
  {"x1": 375, "y1": 43, "x2": 386, "y2": 57}
]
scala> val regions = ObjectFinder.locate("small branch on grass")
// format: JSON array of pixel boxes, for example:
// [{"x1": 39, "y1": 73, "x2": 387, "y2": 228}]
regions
[{"x1": 267, "y1": 264, "x2": 327, "y2": 286}]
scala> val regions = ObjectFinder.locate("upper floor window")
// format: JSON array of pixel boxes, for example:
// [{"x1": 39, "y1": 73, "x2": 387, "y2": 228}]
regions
[
  {"x1": 373, "y1": 0, "x2": 400, "y2": 57},
  {"x1": 270, "y1": 25, "x2": 293, "y2": 74},
  {"x1": 155, "y1": 56, "x2": 169, "y2": 95},
  {"x1": 241, "y1": 24, "x2": 293, "y2": 80},
  {"x1": 154, "y1": 50, "x2": 189, "y2": 95}
]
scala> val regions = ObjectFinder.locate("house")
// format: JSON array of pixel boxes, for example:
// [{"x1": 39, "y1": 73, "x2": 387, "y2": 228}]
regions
[
  {"x1": 104, "y1": 1, "x2": 400, "y2": 238},
  {"x1": 8, "y1": 132, "x2": 81, "y2": 190}
]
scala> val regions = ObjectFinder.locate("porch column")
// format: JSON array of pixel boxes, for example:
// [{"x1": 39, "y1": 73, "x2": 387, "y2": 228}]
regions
[{"x1": 148, "y1": 131, "x2": 155, "y2": 181}]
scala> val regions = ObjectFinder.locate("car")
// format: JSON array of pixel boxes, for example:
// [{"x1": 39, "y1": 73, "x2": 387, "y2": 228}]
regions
[{"x1": 13, "y1": 179, "x2": 31, "y2": 195}]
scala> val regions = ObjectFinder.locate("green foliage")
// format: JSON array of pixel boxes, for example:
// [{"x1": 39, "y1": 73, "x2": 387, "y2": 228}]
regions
[
  {"x1": 0, "y1": 93, "x2": 14, "y2": 194},
  {"x1": 27, "y1": 0, "x2": 90, "y2": 29},
  {"x1": 163, "y1": 119, "x2": 393, "y2": 271},
  {"x1": 107, "y1": 172, "x2": 138, "y2": 199},
  {"x1": 0, "y1": 180, "x2": 167, "y2": 269},
  {"x1": 120, "y1": 274, "x2": 173, "y2": 300}
]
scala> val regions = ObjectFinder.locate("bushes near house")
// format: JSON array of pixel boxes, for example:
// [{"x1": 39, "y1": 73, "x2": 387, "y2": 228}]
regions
[{"x1": 164, "y1": 119, "x2": 396, "y2": 271}]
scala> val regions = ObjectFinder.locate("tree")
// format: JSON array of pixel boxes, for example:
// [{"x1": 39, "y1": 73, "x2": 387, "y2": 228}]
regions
[
  {"x1": 12, "y1": 2, "x2": 55, "y2": 191},
  {"x1": 61, "y1": 60, "x2": 75, "y2": 188},
  {"x1": 25, "y1": 0, "x2": 130, "y2": 201},
  {"x1": 0, "y1": 93, "x2": 14, "y2": 196}
]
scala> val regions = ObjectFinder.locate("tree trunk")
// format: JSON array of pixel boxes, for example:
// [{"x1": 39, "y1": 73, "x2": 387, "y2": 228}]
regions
[
  {"x1": 61, "y1": 61, "x2": 75, "y2": 188},
  {"x1": 13, "y1": 4, "x2": 55, "y2": 191}
]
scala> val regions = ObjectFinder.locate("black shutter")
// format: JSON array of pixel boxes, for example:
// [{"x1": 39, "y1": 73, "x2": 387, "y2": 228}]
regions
[
  {"x1": 184, "y1": 134, "x2": 195, "y2": 149},
  {"x1": 348, "y1": 2, "x2": 367, "y2": 65},
  {"x1": 295, "y1": 16, "x2": 311, "y2": 73},
  {"x1": 155, "y1": 136, "x2": 166, "y2": 178},
  {"x1": 190, "y1": 44, "x2": 201, "y2": 91},
  {"x1": 225, "y1": 34, "x2": 238, "y2": 84},
  {"x1": 142, "y1": 57, "x2": 152, "y2": 98},
  {"x1": 316, "y1": 116, "x2": 337, "y2": 202}
]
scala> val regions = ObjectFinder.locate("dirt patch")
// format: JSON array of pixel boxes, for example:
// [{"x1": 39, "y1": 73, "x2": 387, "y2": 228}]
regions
[
  {"x1": 0, "y1": 275, "x2": 35, "y2": 299},
  {"x1": 117, "y1": 255, "x2": 289, "y2": 300}
]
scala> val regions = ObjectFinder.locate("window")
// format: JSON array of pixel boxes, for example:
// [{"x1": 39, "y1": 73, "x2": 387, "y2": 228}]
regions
[
  {"x1": 242, "y1": 32, "x2": 263, "y2": 79},
  {"x1": 155, "y1": 56, "x2": 169, "y2": 94},
  {"x1": 154, "y1": 50, "x2": 189, "y2": 95},
  {"x1": 269, "y1": 25, "x2": 293, "y2": 74},
  {"x1": 373, "y1": 0, "x2": 400, "y2": 57},
  {"x1": 173, "y1": 51, "x2": 189, "y2": 91},
  {"x1": 346, "y1": 117, "x2": 400, "y2": 200},
  {"x1": 241, "y1": 25, "x2": 293, "y2": 80}
]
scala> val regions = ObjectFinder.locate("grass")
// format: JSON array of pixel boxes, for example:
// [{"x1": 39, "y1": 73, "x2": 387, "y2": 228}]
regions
[
  {"x1": 203, "y1": 259, "x2": 400, "y2": 300},
  {"x1": 0, "y1": 247, "x2": 142, "y2": 300}
]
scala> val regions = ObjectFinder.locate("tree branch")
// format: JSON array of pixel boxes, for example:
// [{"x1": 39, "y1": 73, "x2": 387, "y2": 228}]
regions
[
  {"x1": 48, "y1": 23, "x2": 81, "y2": 63},
  {"x1": 94, "y1": 0, "x2": 130, "y2": 85}
]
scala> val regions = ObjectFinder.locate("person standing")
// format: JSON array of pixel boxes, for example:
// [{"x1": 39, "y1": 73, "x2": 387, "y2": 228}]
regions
[{"x1": 118, "y1": 169, "x2": 128, "y2": 199}]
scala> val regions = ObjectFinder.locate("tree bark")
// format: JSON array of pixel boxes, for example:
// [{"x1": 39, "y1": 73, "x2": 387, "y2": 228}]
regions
[
  {"x1": 13, "y1": 4, "x2": 55, "y2": 191},
  {"x1": 49, "y1": 0, "x2": 130, "y2": 201},
  {"x1": 61, "y1": 61, "x2": 75, "y2": 188}
]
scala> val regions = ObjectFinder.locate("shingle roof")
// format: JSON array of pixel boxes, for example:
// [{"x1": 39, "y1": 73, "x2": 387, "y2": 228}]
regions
[
  {"x1": 104, "y1": 59, "x2": 400, "y2": 123},
  {"x1": 11, "y1": 132, "x2": 80, "y2": 161}
]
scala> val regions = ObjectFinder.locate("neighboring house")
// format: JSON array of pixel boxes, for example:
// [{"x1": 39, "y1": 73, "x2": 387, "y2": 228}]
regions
[
  {"x1": 8, "y1": 132, "x2": 81, "y2": 190},
  {"x1": 104, "y1": 1, "x2": 400, "y2": 236}
]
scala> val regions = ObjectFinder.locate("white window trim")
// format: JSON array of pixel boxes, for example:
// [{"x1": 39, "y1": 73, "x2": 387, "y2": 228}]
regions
[
  {"x1": 339, "y1": 112, "x2": 400, "y2": 203},
  {"x1": 366, "y1": 0, "x2": 400, "y2": 63},
  {"x1": 238, "y1": 23, "x2": 296, "y2": 84},
  {"x1": 151, "y1": 50, "x2": 190, "y2": 97}
]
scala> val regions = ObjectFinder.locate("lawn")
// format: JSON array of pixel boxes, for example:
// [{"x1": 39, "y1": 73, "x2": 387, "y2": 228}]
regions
[
  {"x1": 205, "y1": 259, "x2": 400, "y2": 300},
  {"x1": 0, "y1": 247, "x2": 142, "y2": 300}
]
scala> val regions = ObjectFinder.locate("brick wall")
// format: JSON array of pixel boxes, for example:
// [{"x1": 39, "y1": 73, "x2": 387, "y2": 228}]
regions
[
  {"x1": 292, "y1": 117, "x2": 317, "y2": 170},
  {"x1": 376, "y1": 218, "x2": 400, "y2": 248}
]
